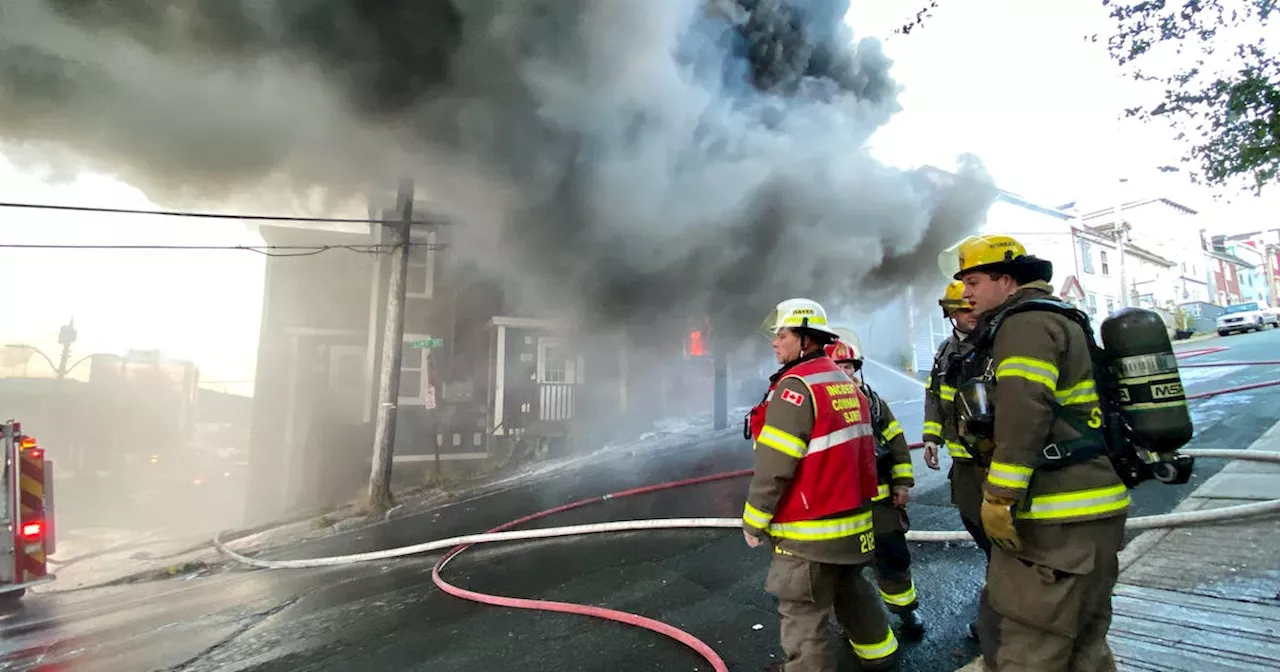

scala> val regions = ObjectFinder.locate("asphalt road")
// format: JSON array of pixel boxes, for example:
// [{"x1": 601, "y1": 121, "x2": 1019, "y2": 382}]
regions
[{"x1": 3, "y1": 329, "x2": 1278, "y2": 672}]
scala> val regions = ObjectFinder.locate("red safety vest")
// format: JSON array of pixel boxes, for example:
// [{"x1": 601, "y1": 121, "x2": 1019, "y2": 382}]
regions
[{"x1": 758, "y1": 356, "x2": 881, "y2": 518}]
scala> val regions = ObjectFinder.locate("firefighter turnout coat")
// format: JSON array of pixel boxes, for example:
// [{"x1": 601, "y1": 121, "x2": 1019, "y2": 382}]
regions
[
  {"x1": 742, "y1": 353, "x2": 880, "y2": 564},
  {"x1": 980, "y1": 281, "x2": 1132, "y2": 530},
  {"x1": 923, "y1": 333, "x2": 983, "y2": 523},
  {"x1": 863, "y1": 383, "x2": 913, "y2": 522}
]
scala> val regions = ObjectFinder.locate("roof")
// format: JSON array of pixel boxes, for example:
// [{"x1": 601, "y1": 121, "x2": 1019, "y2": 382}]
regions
[
  {"x1": 915, "y1": 165, "x2": 1070, "y2": 219},
  {"x1": 1074, "y1": 197, "x2": 1199, "y2": 219},
  {"x1": 1204, "y1": 248, "x2": 1256, "y2": 268},
  {"x1": 1073, "y1": 225, "x2": 1177, "y2": 267}
]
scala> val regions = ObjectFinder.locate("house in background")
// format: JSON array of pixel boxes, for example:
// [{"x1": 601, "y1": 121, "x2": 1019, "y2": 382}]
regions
[
  {"x1": 245, "y1": 197, "x2": 716, "y2": 523},
  {"x1": 1069, "y1": 197, "x2": 1212, "y2": 307},
  {"x1": 1202, "y1": 236, "x2": 1253, "y2": 306},
  {"x1": 1227, "y1": 230, "x2": 1280, "y2": 305},
  {"x1": 1212, "y1": 234, "x2": 1269, "y2": 305}
]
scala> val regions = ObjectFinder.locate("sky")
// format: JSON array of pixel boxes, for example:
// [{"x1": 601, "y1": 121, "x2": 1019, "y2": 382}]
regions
[{"x1": 0, "y1": 0, "x2": 1274, "y2": 397}]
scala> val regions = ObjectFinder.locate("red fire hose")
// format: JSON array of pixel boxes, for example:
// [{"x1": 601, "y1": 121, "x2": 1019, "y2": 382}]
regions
[{"x1": 425, "y1": 347, "x2": 1280, "y2": 670}]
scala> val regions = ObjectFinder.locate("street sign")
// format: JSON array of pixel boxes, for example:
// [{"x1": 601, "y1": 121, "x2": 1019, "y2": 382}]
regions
[{"x1": 409, "y1": 337, "x2": 444, "y2": 349}]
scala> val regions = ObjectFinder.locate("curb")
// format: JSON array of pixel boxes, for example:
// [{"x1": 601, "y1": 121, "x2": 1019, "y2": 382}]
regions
[{"x1": 1116, "y1": 415, "x2": 1280, "y2": 573}]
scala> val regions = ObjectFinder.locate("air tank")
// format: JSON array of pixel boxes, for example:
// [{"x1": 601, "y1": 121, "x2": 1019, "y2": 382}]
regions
[{"x1": 1100, "y1": 307, "x2": 1195, "y2": 453}]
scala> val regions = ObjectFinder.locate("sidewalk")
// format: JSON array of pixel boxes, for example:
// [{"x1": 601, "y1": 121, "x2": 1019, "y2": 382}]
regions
[
  {"x1": 956, "y1": 417, "x2": 1280, "y2": 672},
  {"x1": 1109, "y1": 418, "x2": 1280, "y2": 672}
]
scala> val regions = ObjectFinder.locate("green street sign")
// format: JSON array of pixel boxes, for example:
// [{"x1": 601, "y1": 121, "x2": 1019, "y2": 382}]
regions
[{"x1": 410, "y1": 337, "x2": 444, "y2": 349}]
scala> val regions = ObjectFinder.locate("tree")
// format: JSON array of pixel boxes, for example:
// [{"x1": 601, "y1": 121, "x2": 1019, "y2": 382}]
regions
[{"x1": 1098, "y1": 0, "x2": 1278, "y2": 193}]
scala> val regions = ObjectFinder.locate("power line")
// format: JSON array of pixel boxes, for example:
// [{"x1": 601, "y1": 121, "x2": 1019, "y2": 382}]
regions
[
  {"x1": 0, "y1": 243, "x2": 440, "y2": 257},
  {"x1": 0, "y1": 200, "x2": 419, "y2": 226}
]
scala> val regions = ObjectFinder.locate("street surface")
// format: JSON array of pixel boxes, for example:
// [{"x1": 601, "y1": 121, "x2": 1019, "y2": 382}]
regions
[{"x1": 3, "y1": 329, "x2": 1279, "y2": 671}]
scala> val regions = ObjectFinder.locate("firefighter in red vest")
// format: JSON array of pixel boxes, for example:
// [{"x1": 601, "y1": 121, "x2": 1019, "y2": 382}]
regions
[
  {"x1": 825, "y1": 333, "x2": 924, "y2": 640},
  {"x1": 744, "y1": 298, "x2": 899, "y2": 672}
]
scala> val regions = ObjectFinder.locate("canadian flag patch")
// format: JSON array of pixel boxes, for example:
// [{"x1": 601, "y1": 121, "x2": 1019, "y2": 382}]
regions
[{"x1": 780, "y1": 388, "x2": 806, "y2": 407}]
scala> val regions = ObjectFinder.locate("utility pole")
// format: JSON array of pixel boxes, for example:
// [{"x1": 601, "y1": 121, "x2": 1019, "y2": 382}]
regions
[
  {"x1": 1114, "y1": 177, "x2": 1130, "y2": 309},
  {"x1": 367, "y1": 179, "x2": 414, "y2": 515},
  {"x1": 712, "y1": 333, "x2": 727, "y2": 431},
  {"x1": 56, "y1": 318, "x2": 76, "y2": 380}
]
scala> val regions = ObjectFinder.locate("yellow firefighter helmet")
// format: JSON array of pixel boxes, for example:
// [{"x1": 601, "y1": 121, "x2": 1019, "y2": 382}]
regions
[
  {"x1": 938, "y1": 280, "x2": 972, "y2": 317},
  {"x1": 938, "y1": 234, "x2": 1052, "y2": 282}
]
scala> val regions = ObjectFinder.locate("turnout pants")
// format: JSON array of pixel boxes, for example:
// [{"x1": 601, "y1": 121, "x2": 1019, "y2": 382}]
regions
[
  {"x1": 766, "y1": 550, "x2": 899, "y2": 672},
  {"x1": 978, "y1": 516, "x2": 1126, "y2": 672},
  {"x1": 871, "y1": 502, "x2": 918, "y2": 613}
]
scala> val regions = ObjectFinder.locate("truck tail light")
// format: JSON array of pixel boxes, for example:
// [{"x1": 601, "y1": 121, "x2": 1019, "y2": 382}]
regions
[{"x1": 21, "y1": 521, "x2": 43, "y2": 541}]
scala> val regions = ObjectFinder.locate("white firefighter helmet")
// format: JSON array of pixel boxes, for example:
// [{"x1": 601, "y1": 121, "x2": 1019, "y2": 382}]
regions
[
  {"x1": 761, "y1": 298, "x2": 841, "y2": 339},
  {"x1": 830, "y1": 327, "x2": 865, "y2": 362}
]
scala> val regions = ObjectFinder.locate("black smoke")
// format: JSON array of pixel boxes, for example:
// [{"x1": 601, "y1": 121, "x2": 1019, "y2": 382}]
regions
[{"x1": 0, "y1": 0, "x2": 996, "y2": 339}]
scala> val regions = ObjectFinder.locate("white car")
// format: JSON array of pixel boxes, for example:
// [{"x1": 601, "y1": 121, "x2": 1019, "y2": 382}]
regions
[{"x1": 1217, "y1": 301, "x2": 1280, "y2": 335}]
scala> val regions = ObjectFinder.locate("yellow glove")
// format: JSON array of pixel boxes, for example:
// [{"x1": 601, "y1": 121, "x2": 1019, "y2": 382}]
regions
[{"x1": 981, "y1": 493, "x2": 1022, "y2": 553}]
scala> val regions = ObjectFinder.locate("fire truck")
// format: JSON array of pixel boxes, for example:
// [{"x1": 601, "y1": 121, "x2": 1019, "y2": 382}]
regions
[{"x1": 1, "y1": 420, "x2": 55, "y2": 603}]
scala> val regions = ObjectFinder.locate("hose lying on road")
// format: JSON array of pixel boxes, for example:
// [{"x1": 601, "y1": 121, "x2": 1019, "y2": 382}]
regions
[
  {"x1": 214, "y1": 358, "x2": 1279, "y2": 672},
  {"x1": 213, "y1": 448, "x2": 1280, "y2": 672}
]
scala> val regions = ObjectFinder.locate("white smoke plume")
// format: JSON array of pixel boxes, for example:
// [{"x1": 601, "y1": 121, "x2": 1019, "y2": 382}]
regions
[{"x1": 0, "y1": 0, "x2": 996, "y2": 339}]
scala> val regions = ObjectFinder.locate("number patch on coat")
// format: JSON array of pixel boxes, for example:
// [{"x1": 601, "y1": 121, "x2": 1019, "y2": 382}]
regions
[
  {"x1": 859, "y1": 532, "x2": 875, "y2": 554},
  {"x1": 780, "y1": 388, "x2": 806, "y2": 407}
]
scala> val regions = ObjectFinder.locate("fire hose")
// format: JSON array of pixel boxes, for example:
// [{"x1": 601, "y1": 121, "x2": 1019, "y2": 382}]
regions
[{"x1": 213, "y1": 374, "x2": 1280, "y2": 672}]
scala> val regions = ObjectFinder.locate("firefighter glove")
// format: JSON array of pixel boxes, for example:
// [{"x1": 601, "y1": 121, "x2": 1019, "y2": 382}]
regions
[{"x1": 981, "y1": 493, "x2": 1021, "y2": 553}]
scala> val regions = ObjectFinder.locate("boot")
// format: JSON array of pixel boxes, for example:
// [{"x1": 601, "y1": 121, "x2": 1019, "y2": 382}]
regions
[{"x1": 898, "y1": 610, "x2": 926, "y2": 640}]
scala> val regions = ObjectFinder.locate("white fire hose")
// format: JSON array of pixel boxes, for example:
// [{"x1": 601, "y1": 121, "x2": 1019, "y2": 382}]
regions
[{"x1": 214, "y1": 448, "x2": 1280, "y2": 570}]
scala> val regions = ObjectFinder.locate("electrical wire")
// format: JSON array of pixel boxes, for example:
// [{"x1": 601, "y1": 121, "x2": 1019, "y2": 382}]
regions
[
  {"x1": 0, "y1": 200, "x2": 431, "y2": 226},
  {"x1": 0, "y1": 242, "x2": 441, "y2": 257}
]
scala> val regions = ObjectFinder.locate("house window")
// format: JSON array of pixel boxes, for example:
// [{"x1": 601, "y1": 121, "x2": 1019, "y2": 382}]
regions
[
  {"x1": 1080, "y1": 240, "x2": 1095, "y2": 274},
  {"x1": 406, "y1": 230, "x2": 437, "y2": 299},
  {"x1": 1100, "y1": 251, "x2": 1110, "y2": 276},
  {"x1": 1086, "y1": 292, "x2": 1098, "y2": 315},
  {"x1": 537, "y1": 337, "x2": 583, "y2": 384},
  {"x1": 398, "y1": 338, "x2": 429, "y2": 403},
  {"x1": 1105, "y1": 297, "x2": 1115, "y2": 314}
]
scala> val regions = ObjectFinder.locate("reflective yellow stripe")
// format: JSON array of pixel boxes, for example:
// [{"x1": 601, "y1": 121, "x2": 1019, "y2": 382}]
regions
[
  {"x1": 987, "y1": 461, "x2": 1033, "y2": 489},
  {"x1": 995, "y1": 356, "x2": 1059, "y2": 391},
  {"x1": 922, "y1": 421, "x2": 942, "y2": 438},
  {"x1": 1056, "y1": 380, "x2": 1099, "y2": 405},
  {"x1": 939, "y1": 385, "x2": 956, "y2": 402},
  {"x1": 870, "y1": 483, "x2": 891, "y2": 502},
  {"x1": 743, "y1": 502, "x2": 773, "y2": 530},
  {"x1": 925, "y1": 375, "x2": 933, "y2": 387},
  {"x1": 851, "y1": 628, "x2": 899, "y2": 661},
  {"x1": 757, "y1": 425, "x2": 806, "y2": 459},
  {"x1": 947, "y1": 441, "x2": 973, "y2": 459},
  {"x1": 782, "y1": 313, "x2": 829, "y2": 327},
  {"x1": 879, "y1": 582, "x2": 917, "y2": 607},
  {"x1": 881, "y1": 420, "x2": 904, "y2": 443},
  {"x1": 891, "y1": 463, "x2": 913, "y2": 480},
  {"x1": 1018, "y1": 484, "x2": 1131, "y2": 521},
  {"x1": 768, "y1": 511, "x2": 873, "y2": 541}
]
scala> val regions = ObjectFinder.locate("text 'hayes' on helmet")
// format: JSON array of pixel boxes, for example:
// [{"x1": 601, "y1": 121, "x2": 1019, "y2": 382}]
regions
[
  {"x1": 937, "y1": 234, "x2": 1053, "y2": 283},
  {"x1": 761, "y1": 298, "x2": 841, "y2": 340},
  {"x1": 939, "y1": 280, "x2": 973, "y2": 316}
]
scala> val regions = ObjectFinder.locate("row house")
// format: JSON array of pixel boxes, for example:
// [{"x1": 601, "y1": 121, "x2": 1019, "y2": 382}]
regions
[
  {"x1": 1204, "y1": 235, "x2": 1260, "y2": 306},
  {"x1": 1226, "y1": 230, "x2": 1280, "y2": 306},
  {"x1": 1074, "y1": 223, "x2": 1178, "y2": 316},
  {"x1": 1071, "y1": 197, "x2": 1213, "y2": 306}
]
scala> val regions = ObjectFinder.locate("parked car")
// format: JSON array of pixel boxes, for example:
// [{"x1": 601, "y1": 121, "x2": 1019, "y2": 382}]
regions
[{"x1": 1216, "y1": 301, "x2": 1279, "y2": 336}]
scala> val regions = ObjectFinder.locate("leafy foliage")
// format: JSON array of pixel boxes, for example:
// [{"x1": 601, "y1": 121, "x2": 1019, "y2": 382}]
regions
[
  {"x1": 1096, "y1": 0, "x2": 1278, "y2": 192},
  {"x1": 893, "y1": 1, "x2": 940, "y2": 36}
]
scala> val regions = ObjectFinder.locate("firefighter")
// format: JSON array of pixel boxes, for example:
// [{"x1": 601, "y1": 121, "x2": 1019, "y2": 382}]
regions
[
  {"x1": 941, "y1": 235, "x2": 1130, "y2": 672},
  {"x1": 824, "y1": 334, "x2": 924, "y2": 640},
  {"x1": 743, "y1": 298, "x2": 899, "y2": 672},
  {"x1": 921, "y1": 280, "x2": 987, "y2": 641}
]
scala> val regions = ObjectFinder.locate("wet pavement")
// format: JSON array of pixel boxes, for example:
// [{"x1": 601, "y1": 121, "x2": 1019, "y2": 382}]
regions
[{"x1": 3, "y1": 330, "x2": 1279, "y2": 672}]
